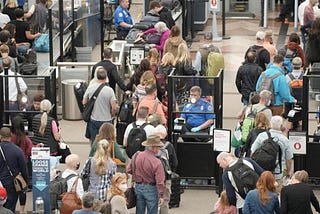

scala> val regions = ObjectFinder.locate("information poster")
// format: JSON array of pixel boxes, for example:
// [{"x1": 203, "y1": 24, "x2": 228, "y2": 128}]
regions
[
  {"x1": 213, "y1": 129, "x2": 231, "y2": 152},
  {"x1": 288, "y1": 131, "x2": 307, "y2": 155},
  {"x1": 130, "y1": 47, "x2": 145, "y2": 65},
  {"x1": 32, "y1": 147, "x2": 50, "y2": 214}
]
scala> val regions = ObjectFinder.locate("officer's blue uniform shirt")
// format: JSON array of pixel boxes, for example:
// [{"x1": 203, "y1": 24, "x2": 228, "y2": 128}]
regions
[
  {"x1": 114, "y1": 5, "x2": 133, "y2": 30},
  {"x1": 181, "y1": 99, "x2": 215, "y2": 128}
]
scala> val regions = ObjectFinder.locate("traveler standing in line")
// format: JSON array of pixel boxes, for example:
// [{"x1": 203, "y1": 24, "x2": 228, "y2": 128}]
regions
[
  {"x1": 73, "y1": 192, "x2": 101, "y2": 214},
  {"x1": 242, "y1": 171, "x2": 280, "y2": 214},
  {"x1": 32, "y1": 99, "x2": 61, "y2": 155},
  {"x1": 236, "y1": 50, "x2": 263, "y2": 106},
  {"x1": 127, "y1": 135, "x2": 165, "y2": 214},
  {"x1": 62, "y1": 154, "x2": 84, "y2": 200},
  {"x1": 81, "y1": 139, "x2": 117, "y2": 201},
  {"x1": 216, "y1": 152, "x2": 264, "y2": 213},
  {"x1": 280, "y1": 170, "x2": 320, "y2": 213},
  {"x1": 109, "y1": 172, "x2": 130, "y2": 214},
  {"x1": 114, "y1": 0, "x2": 133, "y2": 40},
  {"x1": 0, "y1": 127, "x2": 27, "y2": 213},
  {"x1": 82, "y1": 67, "x2": 118, "y2": 144},
  {"x1": 91, "y1": 47, "x2": 128, "y2": 93},
  {"x1": 251, "y1": 116, "x2": 293, "y2": 192}
]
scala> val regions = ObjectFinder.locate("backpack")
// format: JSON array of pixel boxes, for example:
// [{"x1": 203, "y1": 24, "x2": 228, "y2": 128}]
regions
[
  {"x1": 241, "y1": 105, "x2": 267, "y2": 142},
  {"x1": 118, "y1": 94, "x2": 134, "y2": 123},
  {"x1": 259, "y1": 72, "x2": 282, "y2": 105},
  {"x1": 156, "y1": 141, "x2": 172, "y2": 179},
  {"x1": 74, "y1": 81, "x2": 88, "y2": 113},
  {"x1": 49, "y1": 173, "x2": 77, "y2": 210},
  {"x1": 288, "y1": 72, "x2": 303, "y2": 103},
  {"x1": 251, "y1": 130, "x2": 282, "y2": 173},
  {"x1": 226, "y1": 158, "x2": 259, "y2": 199},
  {"x1": 125, "y1": 122, "x2": 148, "y2": 158},
  {"x1": 206, "y1": 52, "x2": 224, "y2": 84},
  {"x1": 285, "y1": 47, "x2": 298, "y2": 61},
  {"x1": 156, "y1": 65, "x2": 170, "y2": 94}
]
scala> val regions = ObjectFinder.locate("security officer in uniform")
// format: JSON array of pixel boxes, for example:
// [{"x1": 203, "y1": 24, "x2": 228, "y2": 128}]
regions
[
  {"x1": 114, "y1": 0, "x2": 133, "y2": 40},
  {"x1": 175, "y1": 86, "x2": 215, "y2": 135}
]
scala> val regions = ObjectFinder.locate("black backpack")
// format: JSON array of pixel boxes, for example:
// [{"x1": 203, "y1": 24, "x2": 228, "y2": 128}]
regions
[
  {"x1": 125, "y1": 122, "x2": 147, "y2": 158},
  {"x1": 156, "y1": 141, "x2": 172, "y2": 179},
  {"x1": 251, "y1": 130, "x2": 282, "y2": 173},
  {"x1": 49, "y1": 173, "x2": 77, "y2": 210},
  {"x1": 74, "y1": 81, "x2": 88, "y2": 113},
  {"x1": 118, "y1": 94, "x2": 134, "y2": 123},
  {"x1": 227, "y1": 158, "x2": 259, "y2": 199}
]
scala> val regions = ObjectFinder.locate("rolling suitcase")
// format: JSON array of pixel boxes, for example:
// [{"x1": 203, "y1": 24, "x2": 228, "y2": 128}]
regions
[{"x1": 169, "y1": 172, "x2": 183, "y2": 208}]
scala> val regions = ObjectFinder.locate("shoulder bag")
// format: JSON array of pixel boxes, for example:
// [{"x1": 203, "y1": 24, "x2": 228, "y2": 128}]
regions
[
  {"x1": 60, "y1": 176, "x2": 82, "y2": 214},
  {"x1": 82, "y1": 83, "x2": 105, "y2": 122},
  {"x1": 112, "y1": 142, "x2": 126, "y2": 166},
  {"x1": 14, "y1": 71, "x2": 28, "y2": 110},
  {"x1": 125, "y1": 152, "x2": 139, "y2": 209},
  {"x1": 0, "y1": 146, "x2": 28, "y2": 193},
  {"x1": 81, "y1": 158, "x2": 91, "y2": 191}
]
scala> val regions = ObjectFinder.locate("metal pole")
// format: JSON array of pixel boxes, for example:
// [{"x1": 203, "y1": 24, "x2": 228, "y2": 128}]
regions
[
  {"x1": 212, "y1": 10, "x2": 222, "y2": 42},
  {"x1": 100, "y1": 0, "x2": 104, "y2": 60},
  {"x1": 294, "y1": 0, "x2": 298, "y2": 31},
  {"x1": 222, "y1": 0, "x2": 230, "y2": 39},
  {"x1": 71, "y1": 0, "x2": 75, "y2": 62},
  {"x1": 48, "y1": 8, "x2": 53, "y2": 66},
  {"x1": 263, "y1": 0, "x2": 267, "y2": 28},
  {"x1": 59, "y1": 0, "x2": 64, "y2": 62}
]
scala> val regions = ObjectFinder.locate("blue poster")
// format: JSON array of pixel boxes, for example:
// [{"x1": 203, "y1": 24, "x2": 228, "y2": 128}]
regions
[{"x1": 32, "y1": 148, "x2": 50, "y2": 214}]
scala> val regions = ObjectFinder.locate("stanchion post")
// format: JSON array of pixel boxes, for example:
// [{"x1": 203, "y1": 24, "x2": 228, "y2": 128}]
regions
[
  {"x1": 294, "y1": 0, "x2": 298, "y2": 31},
  {"x1": 263, "y1": 0, "x2": 267, "y2": 28},
  {"x1": 221, "y1": 0, "x2": 230, "y2": 39},
  {"x1": 210, "y1": 0, "x2": 222, "y2": 41}
]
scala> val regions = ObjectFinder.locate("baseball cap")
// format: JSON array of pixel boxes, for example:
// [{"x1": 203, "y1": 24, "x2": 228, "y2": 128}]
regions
[{"x1": 0, "y1": 187, "x2": 7, "y2": 201}]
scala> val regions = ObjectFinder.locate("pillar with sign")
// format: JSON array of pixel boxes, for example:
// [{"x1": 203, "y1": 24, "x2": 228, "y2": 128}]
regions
[
  {"x1": 210, "y1": 0, "x2": 222, "y2": 42},
  {"x1": 32, "y1": 147, "x2": 51, "y2": 214}
]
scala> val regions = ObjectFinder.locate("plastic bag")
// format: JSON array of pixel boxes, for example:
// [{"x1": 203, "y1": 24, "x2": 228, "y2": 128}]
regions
[{"x1": 34, "y1": 34, "x2": 49, "y2": 52}]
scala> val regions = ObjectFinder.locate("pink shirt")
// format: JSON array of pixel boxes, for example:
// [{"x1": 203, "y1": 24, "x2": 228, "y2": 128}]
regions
[{"x1": 127, "y1": 150, "x2": 165, "y2": 197}]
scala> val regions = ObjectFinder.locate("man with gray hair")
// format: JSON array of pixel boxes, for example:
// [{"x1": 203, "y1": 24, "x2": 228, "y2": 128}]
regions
[
  {"x1": 244, "y1": 31, "x2": 270, "y2": 71},
  {"x1": 251, "y1": 90, "x2": 273, "y2": 121},
  {"x1": 72, "y1": 192, "x2": 100, "y2": 214},
  {"x1": 251, "y1": 115, "x2": 293, "y2": 191}
]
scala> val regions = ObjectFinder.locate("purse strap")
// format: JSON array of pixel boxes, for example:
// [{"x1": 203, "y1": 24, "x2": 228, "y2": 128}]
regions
[
  {"x1": 151, "y1": 99, "x2": 159, "y2": 115},
  {"x1": 112, "y1": 142, "x2": 115, "y2": 159},
  {"x1": 0, "y1": 145, "x2": 14, "y2": 178},
  {"x1": 90, "y1": 83, "x2": 106, "y2": 102},
  {"x1": 70, "y1": 176, "x2": 79, "y2": 192}
]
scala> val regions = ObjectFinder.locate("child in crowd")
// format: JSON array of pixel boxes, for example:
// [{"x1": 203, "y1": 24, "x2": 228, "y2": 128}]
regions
[{"x1": 214, "y1": 191, "x2": 236, "y2": 214}]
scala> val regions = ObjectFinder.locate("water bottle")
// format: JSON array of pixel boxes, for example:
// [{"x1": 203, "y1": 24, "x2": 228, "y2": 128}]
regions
[{"x1": 35, "y1": 197, "x2": 44, "y2": 214}]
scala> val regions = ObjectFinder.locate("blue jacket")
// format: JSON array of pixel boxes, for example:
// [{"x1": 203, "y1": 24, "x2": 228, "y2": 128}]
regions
[
  {"x1": 243, "y1": 189, "x2": 280, "y2": 214},
  {"x1": 256, "y1": 65, "x2": 295, "y2": 106},
  {"x1": 267, "y1": 58, "x2": 293, "y2": 74}
]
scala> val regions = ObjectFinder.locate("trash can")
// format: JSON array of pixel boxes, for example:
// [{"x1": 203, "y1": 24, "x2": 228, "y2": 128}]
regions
[{"x1": 61, "y1": 79, "x2": 85, "y2": 120}]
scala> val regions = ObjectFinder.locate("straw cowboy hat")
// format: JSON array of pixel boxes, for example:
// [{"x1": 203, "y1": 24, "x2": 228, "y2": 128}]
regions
[{"x1": 141, "y1": 135, "x2": 164, "y2": 147}]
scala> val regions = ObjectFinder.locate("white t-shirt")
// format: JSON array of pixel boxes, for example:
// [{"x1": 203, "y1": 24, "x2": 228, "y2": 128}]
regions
[
  {"x1": 0, "y1": 13, "x2": 10, "y2": 29},
  {"x1": 123, "y1": 120, "x2": 154, "y2": 146}
]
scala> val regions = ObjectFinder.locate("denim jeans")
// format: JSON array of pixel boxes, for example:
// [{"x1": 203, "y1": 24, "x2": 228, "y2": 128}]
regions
[
  {"x1": 88, "y1": 119, "x2": 112, "y2": 144},
  {"x1": 4, "y1": 183, "x2": 18, "y2": 213},
  {"x1": 135, "y1": 183, "x2": 159, "y2": 214}
]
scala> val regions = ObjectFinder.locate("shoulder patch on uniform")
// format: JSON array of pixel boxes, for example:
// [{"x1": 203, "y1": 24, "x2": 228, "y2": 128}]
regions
[
  {"x1": 186, "y1": 104, "x2": 191, "y2": 108},
  {"x1": 119, "y1": 12, "x2": 123, "y2": 17},
  {"x1": 207, "y1": 105, "x2": 213, "y2": 111}
]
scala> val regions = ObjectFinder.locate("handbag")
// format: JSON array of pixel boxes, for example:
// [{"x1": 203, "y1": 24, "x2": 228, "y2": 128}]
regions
[
  {"x1": 231, "y1": 122, "x2": 244, "y2": 148},
  {"x1": 34, "y1": 33, "x2": 50, "y2": 52},
  {"x1": 112, "y1": 142, "x2": 126, "y2": 166},
  {"x1": 81, "y1": 158, "x2": 91, "y2": 191},
  {"x1": 82, "y1": 83, "x2": 106, "y2": 122},
  {"x1": 0, "y1": 146, "x2": 28, "y2": 193},
  {"x1": 14, "y1": 71, "x2": 29, "y2": 110},
  {"x1": 60, "y1": 177, "x2": 82, "y2": 214},
  {"x1": 58, "y1": 138, "x2": 71, "y2": 164},
  {"x1": 126, "y1": 152, "x2": 139, "y2": 209}
]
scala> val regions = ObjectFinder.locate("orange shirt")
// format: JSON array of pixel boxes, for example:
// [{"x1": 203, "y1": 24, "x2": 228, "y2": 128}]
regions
[{"x1": 138, "y1": 95, "x2": 166, "y2": 124}]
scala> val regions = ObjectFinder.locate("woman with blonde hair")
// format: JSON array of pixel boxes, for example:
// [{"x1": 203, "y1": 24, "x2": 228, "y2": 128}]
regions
[
  {"x1": 164, "y1": 25, "x2": 186, "y2": 58},
  {"x1": 32, "y1": 99, "x2": 60, "y2": 155},
  {"x1": 243, "y1": 171, "x2": 280, "y2": 214},
  {"x1": 89, "y1": 123, "x2": 126, "y2": 164},
  {"x1": 2, "y1": 0, "x2": 18, "y2": 20},
  {"x1": 241, "y1": 112, "x2": 271, "y2": 157},
  {"x1": 81, "y1": 139, "x2": 117, "y2": 201},
  {"x1": 147, "y1": 48, "x2": 160, "y2": 73},
  {"x1": 157, "y1": 52, "x2": 174, "y2": 101},
  {"x1": 174, "y1": 43, "x2": 196, "y2": 91},
  {"x1": 132, "y1": 70, "x2": 157, "y2": 109}
]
